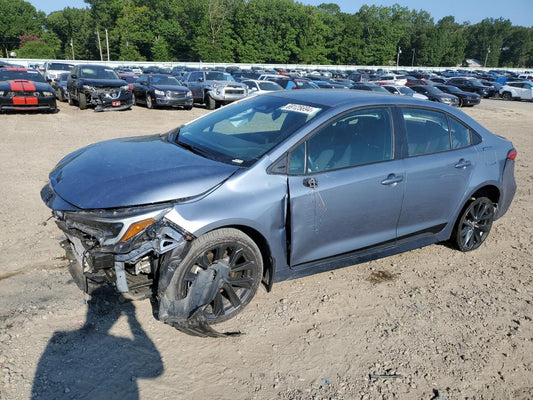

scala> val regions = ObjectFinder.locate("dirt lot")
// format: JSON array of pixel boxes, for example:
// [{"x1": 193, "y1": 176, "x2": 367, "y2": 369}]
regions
[{"x1": 0, "y1": 98, "x2": 532, "y2": 400}]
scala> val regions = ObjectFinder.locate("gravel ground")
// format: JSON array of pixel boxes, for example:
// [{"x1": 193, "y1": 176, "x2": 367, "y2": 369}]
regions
[{"x1": 0, "y1": 98, "x2": 531, "y2": 400}]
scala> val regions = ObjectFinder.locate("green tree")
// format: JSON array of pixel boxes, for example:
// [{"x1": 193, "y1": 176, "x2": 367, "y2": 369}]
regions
[
  {"x1": 16, "y1": 37, "x2": 57, "y2": 58},
  {"x1": 0, "y1": 0, "x2": 45, "y2": 57}
]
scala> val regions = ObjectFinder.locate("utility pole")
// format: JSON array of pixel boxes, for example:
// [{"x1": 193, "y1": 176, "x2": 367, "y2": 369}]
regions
[
  {"x1": 105, "y1": 28, "x2": 110, "y2": 61},
  {"x1": 70, "y1": 38, "x2": 75, "y2": 60},
  {"x1": 484, "y1": 46, "x2": 491, "y2": 67},
  {"x1": 411, "y1": 48, "x2": 415, "y2": 67},
  {"x1": 396, "y1": 46, "x2": 401, "y2": 67},
  {"x1": 96, "y1": 30, "x2": 103, "y2": 61}
]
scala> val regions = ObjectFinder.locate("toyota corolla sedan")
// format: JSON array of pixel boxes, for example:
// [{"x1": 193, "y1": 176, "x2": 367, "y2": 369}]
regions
[{"x1": 41, "y1": 91, "x2": 517, "y2": 337}]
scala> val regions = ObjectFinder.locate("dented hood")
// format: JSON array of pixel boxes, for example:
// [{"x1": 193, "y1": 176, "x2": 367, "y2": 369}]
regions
[{"x1": 45, "y1": 134, "x2": 239, "y2": 210}]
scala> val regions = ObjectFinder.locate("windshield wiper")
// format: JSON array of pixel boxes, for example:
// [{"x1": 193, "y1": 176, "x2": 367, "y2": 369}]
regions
[{"x1": 176, "y1": 140, "x2": 212, "y2": 159}]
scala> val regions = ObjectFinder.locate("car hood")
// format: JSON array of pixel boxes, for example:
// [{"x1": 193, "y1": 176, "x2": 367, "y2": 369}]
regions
[
  {"x1": 152, "y1": 84, "x2": 189, "y2": 92},
  {"x1": 46, "y1": 134, "x2": 239, "y2": 210},
  {"x1": 79, "y1": 78, "x2": 126, "y2": 88},
  {"x1": 206, "y1": 80, "x2": 246, "y2": 87}
]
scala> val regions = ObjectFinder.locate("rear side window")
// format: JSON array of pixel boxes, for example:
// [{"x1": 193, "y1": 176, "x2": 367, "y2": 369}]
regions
[
  {"x1": 402, "y1": 108, "x2": 479, "y2": 156},
  {"x1": 403, "y1": 109, "x2": 450, "y2": 156}
]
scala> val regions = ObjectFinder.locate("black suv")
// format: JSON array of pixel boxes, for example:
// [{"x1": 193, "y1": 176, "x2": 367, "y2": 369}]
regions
[
  {"x1": 446, "y1": 77, "x2": 493, "y2": 98},
  {"x1": 67, "y1": 64, "x2": 133, "y2": 111}
]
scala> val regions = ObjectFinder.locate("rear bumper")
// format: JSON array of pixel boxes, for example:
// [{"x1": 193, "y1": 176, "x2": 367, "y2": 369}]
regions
[{"x1": 495, "y1": 159, "x2": 516, "y2": 219}]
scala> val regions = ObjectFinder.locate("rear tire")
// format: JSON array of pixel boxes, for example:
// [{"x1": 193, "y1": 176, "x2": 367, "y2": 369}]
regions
[
  {"x1": 453, "y1": 197, "x2": 494, "y2": 252},
  {"x1": 501, "y1": 92, "x2": 512, "y2": 100}
]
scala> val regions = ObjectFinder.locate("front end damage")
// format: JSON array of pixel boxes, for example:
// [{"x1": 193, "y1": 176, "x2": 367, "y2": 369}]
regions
[
  {"x1": 49, "y1": 203, "x2": 235, "y2": 337},
  {"x1": 82, "y1": 84, "x2": 133, "y2": 111}
]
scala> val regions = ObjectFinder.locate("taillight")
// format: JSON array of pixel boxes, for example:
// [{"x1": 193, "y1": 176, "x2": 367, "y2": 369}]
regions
[{"x1": 507, "y1": 148, "x2": 517, "y2": 160}]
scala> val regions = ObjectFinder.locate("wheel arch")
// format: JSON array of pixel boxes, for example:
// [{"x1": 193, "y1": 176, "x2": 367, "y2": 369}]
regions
[
  {"x1": 221, "y1": 224, "x2": 275, "y2": 292},
  {"x1": 192, "y1": 224, "x2": 275, "y2": 292},
  {"x1": 451, "y1": 184, "x2": 500, "y2": 237}
]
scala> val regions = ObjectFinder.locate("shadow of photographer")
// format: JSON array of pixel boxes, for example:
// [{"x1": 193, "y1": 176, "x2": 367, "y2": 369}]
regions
[{"x1": 32, "y1": 287, "x2": 163, "y2": 399}]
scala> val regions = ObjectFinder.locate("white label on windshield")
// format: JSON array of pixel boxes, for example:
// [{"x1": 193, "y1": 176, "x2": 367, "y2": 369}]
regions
[{"x1": 281, "y1": 104, "x2": 321, "y2": 115}]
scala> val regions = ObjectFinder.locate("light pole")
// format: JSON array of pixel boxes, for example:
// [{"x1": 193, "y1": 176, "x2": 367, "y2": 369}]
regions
[
  {"x1": 396, "y1": 46, "x2": 402, "y2": 67},
  {"x1": 411, "y1": 48, "x2": 415, "y2": 67}
]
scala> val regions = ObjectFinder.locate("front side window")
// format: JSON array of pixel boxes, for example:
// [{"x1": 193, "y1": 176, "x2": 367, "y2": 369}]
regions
[{"x1": 289, "y1": 107, "x2": 393, "y2": 174}]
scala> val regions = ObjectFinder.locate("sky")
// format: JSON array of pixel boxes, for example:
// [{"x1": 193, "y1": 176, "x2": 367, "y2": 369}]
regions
[{"x1": 27, "y1": 0, "x2": 533, "y2": 27}]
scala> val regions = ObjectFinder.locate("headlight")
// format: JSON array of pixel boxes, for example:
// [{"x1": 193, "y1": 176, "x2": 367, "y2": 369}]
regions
[
  {"x1": 186, "y1": 90, "x2": 192, "y2": 97},
  {"x1": 82, "y1": 84, "x2": 95, "y2": 92},
  {"x1": 42, "y1": 91, "x2": 54, "y2": 96},
  {"x1": 0, "y1": 90, "x2": 5, "y2": 96},
  {"x1": 441, "y1": 97, "x2": 452, "y2": 103},
  {"x1": 62, "y1": 203, "x2": 173, "y2": 246},
  {"x1": 121, "y1": 85, "x2": 129, "y2": 91},
  {"x1": 154, "y1": 89, "x2": 165, "y2": 96}
]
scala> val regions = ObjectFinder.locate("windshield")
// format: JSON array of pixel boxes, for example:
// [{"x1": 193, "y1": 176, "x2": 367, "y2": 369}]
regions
[
  {"x1": 258, "y1": 81, "x2": 283, "y2": 91},
  {"x1": 151, "y1": 75, "x2": 181, "y2": 86},
  {"x1": 398, "y1": 86, "x2": 414, "y2": 95},
  {"x1": 0, "y1": 69, "x2": 46, "y2": 83},
  {"x1": 206, "y1": 72, "x2": 235, "y2": 81},
  {"x1": 48, "y1": 63, "x2": 73, "y2": 71},
  {"x1": 80, "y1": 67, "x2": 119, "y2": 80},
  {"x1": 176, "y1": 95, "x2": 326, "y2": 166},
  {"x1": 442, "y1": 85, "x2": 460, "y2": 93}
]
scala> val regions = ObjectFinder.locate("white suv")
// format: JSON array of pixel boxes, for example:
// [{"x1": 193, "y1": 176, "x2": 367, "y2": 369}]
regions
[{"x1": 500, "y1": 81, "x2": 533, "y2": 101}]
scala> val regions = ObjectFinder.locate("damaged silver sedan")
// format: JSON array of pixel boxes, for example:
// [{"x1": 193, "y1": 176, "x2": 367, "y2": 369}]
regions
[{"x1": 41, "y1": 91, "x2": 517, "y2": 337}]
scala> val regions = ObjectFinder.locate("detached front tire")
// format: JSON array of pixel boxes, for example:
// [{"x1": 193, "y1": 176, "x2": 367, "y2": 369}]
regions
[
  {"x1": 162, "y1": 228, "x2": 263, "y2": 324},
  {"x1": 454, "y1": 197, "x2": 494, "y2": 252}
]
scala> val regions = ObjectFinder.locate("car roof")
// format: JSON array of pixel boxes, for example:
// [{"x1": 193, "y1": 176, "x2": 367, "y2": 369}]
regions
[{"x1": 263, "y1": 89, "x2": 429, "y2": 109}]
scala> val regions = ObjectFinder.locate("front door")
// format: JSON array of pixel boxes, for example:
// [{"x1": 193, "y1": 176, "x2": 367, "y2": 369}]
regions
[{"x1": 287, "y1": 107, "x2": 404, "y2": 267}]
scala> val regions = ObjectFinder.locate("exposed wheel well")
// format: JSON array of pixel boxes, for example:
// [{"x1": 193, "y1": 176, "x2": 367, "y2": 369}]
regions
[{"x1": 470, "y1": 185, "x2": 500, "y2": 206}]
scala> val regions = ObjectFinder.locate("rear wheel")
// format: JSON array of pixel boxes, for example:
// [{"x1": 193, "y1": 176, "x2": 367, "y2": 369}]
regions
[
  {"x1": 501, "y1": 91, "x2": 512, "y2": 100},
  {"x1": 453, "y1": 197, "x2": 494, "y2": 252},
  {"x1": 162, "y1": 228, "x2": 263, "y2": 324}
]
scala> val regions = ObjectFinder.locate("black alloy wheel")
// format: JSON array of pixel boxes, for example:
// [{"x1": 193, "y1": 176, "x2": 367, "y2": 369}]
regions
[
  {"x1": 454, "y1": 197, "x2": 494, "y2": 252},
  {"x1": 164, "y1": 228, "x2": 263, "y2": 324}
]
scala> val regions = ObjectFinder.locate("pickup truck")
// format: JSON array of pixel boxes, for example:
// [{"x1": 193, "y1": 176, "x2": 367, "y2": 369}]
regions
[
  {"x1": 181, "y1": 71, "x2": 248, "y2": 109},
  {"x1": 499, "y1": 81, "x2": 533, "y2": 101}
]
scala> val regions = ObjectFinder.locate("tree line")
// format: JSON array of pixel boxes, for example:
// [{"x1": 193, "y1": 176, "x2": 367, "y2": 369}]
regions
[{"x1": 1, "y1": 0, "x2": 532, "y2": 68}]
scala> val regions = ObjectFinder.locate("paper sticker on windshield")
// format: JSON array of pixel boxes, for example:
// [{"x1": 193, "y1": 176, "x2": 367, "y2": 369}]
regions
[{"x1": 281, "y1": 104, "x2": 321, "y2": 115}]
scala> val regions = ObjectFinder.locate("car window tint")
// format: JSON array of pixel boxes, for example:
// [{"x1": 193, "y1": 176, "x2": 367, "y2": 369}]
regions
[
  {"x1": 449, "y1": 117, "x2": 472, "y2": 149},
  {"x1": 291, "y1": 108, "x2": 393, "y2": 174},
  {"x1": 402, "y1": 108, "x2": 451, "y2": 156}
]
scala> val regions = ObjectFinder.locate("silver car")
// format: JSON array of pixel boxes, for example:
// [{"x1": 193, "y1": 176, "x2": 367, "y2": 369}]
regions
[{"x1": 41, "y1": 90, "x2": 517, "y2": 337}]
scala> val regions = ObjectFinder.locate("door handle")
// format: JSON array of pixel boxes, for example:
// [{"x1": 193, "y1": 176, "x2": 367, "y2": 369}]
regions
[
  {"x1": 455, "y1": 159, "x2": 472, "y2": 169},
  {"x1": 303, "y1": 177, "x2": 319, "y2": 188},
  {"x1": 381, "y1": 174, "x2": 403, "y2": 186}
]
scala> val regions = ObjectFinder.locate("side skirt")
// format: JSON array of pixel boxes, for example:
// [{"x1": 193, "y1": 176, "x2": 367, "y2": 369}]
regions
[{"x1": 274, "y1": 228, "x2": 445, "y2": 283}]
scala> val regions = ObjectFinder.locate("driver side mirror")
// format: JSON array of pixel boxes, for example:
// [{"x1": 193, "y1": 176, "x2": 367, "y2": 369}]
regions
[{"x1": 70, "y1": 74, "x2": 78, "y2": 79}]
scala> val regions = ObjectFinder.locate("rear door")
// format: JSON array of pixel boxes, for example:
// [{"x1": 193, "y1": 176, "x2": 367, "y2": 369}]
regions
[
  {"x1": 287, "y1": 107, "x2": 404, "y2": 267},
  {"x1": 396, "y1": 107, "x2": 479, "y2": 238}
]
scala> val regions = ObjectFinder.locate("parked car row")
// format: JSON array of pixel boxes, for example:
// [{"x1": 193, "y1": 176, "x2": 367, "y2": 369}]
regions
[{"x1": 2, "y1": 61, "x2": 532, "y2": 114}]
